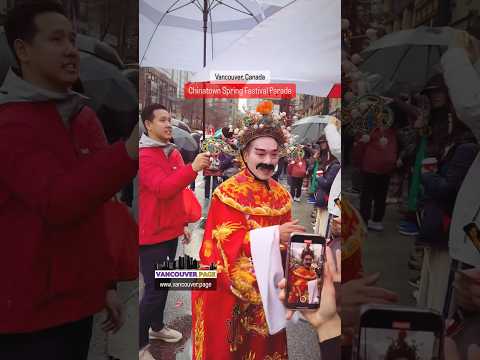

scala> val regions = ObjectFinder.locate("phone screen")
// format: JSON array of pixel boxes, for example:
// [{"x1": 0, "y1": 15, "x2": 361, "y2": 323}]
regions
[
  {"x1": 358, "y1": 309, "x2": 443, "y2": 360},
  {"x1": 285, "y1": 234, "x2": 325, "y2": 309},
  {"x1": 360, "y1": 328, "x2": 440, "y2": 360}
]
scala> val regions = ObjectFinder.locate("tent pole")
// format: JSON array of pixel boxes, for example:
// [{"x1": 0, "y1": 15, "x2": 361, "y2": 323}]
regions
[{"x1": 202, "y1": 0, "x2": 208, "y2": 139}]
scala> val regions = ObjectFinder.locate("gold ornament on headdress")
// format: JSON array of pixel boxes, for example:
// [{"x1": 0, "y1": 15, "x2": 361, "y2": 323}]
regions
[
  {"x1": 343, "y1": 95, "x2": 394, "y2": 135},
  {"x1": 200, "y1": 137, "x2": 236, "y2": 156},
  {"x1": 236, "y1": 100, "x2": 290, "y2": 153},
  {"x1": 286, "y1": 143, "x2": 305, "y2": 161}
]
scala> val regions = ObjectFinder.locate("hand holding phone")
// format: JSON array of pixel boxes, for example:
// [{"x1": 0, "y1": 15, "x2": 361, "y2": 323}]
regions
[
  {"x1": 285, "y1": 233, "x2": 326, "y2": 310},
  {"x1": 278, "y1": 246, "x2": 341, "y2": 342},
  {"x1": 341, "y1": 273, "x2": 398, "y2": 331},
  {"x1": 279, "y1": 220, "x2": 306, "y2": 246},
  {"x1": 454, "y1": 268, "x2": 480, "y2": 312},
  {"x1": 444, "y1": 338, "x2": 480, "y2": 360}
]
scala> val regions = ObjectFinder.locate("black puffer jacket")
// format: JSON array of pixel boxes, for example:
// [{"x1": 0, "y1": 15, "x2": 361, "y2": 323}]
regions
[{"x1": 314, "y1": 159, "x2": 340, "y2": 208}]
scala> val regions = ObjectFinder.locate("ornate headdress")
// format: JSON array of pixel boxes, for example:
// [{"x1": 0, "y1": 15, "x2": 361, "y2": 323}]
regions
[
  {"x1": 385, "y1": 331, "x2": 420, "y2": 360},
  {"x1": 301, "y1": 245, "x2": 315, "y2": 260},
  {"x1": 237, "y1": 100, "x2": 290, "y2": 153},
  {"x1": 286, "y1": 143, "x2": 305, "y2": 161},
  {"x1": 200, "y1": 136, "x2": 236, "y2": 156},
  {"x1": 342, "y1": 95, "x2": 394, "y2": 135}
]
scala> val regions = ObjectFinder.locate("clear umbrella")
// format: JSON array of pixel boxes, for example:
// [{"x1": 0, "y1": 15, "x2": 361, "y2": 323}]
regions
[
  {"x1": 360, "y1": 26, "x2": 461, "y2": 95},
  {"x1": 291, "y1": 115, "x2": 330, "y2": 144}
]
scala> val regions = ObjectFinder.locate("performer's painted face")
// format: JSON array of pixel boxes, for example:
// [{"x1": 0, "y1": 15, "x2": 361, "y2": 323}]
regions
[
  {"x1": 303, "y1": 255, "x2": 313, "y2": 268},
  {"x1": 145, "y1": 109, "x2": 172, "y2": 142},
  {"x1": 244, "y1": 137, "x2": 279, "y2": 180}
]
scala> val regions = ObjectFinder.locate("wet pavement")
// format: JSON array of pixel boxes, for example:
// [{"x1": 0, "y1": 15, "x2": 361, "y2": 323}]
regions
[{"x1": 342, "y1": 166, "x2": 416, "y2": 306}]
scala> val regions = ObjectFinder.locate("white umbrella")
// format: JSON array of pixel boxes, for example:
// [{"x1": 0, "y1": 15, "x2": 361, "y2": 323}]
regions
[
  {"x1": 139, "y1": 0, "x2": 285, "y2": 71},
  {"x1": 191, "y1": 0, "x2": 341, "y2": 96},
  {"x1": 360, "y1": 26, "x2": 460, "y2": 95}
]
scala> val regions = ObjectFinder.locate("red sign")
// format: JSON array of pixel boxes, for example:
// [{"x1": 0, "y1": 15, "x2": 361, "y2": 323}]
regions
[
  {"x1": 184, "y1": 82, "x2": 296, "y2": 99},
  {"x1": 328, "y1": 84, "x2": 341, "y2": 99}
]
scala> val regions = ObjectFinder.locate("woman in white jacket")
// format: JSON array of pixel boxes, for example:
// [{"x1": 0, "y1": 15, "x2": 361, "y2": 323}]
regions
[
  {"x1": 324, "y1": 116, "x2": 341, "y2": 218},
  {"x1": 442, "y1": 33, "x2": 480, "y2": 269},
  {"x1": 432, "y1": 32, "x2": 480, "y2": 318},
  {"x1": 314, "y1": 117, "x2": 341, "y2": 245}
]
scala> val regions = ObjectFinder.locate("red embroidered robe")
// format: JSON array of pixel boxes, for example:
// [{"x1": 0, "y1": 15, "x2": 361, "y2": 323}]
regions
[{"x1": 192, "y1": 169, "x2": 291, "y2": 360}]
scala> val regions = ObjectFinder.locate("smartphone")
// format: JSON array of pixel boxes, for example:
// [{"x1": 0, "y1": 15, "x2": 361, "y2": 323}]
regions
[
  {"x1": 285, "y1": 233, "x2": 326, "y2": 310},
  {"x1": 354, "y1": 305, "x2": 444, "y2": 360}
]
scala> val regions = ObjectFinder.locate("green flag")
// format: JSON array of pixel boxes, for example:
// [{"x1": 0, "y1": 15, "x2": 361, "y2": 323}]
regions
[
  {"x1": 309, "y1": 160, "x2": 319, "y2": 194},
  {"x1": 408, "y1": 137, "x2": 427, "y2": 211}
]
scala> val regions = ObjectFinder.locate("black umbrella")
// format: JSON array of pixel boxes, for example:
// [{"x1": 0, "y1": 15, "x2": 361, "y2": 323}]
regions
[
  {"x1": 0, "y1": 32, "x2": 16, "y2": 85},
  {"x1": 172, "y1": 118, "x2": 192, "y2": 133},
  {"x1": 76, "y1": 35, "x2": 137, "y2": 143},
  {"x1": 0, "y1": 31, "x2": 137, "y2": 143},
  {"x1": 172, "y1": 126, "x2": 199, "y2": 163},
  {"x1": 191, "y1": 132, "x2": 202, "y2": 145}
]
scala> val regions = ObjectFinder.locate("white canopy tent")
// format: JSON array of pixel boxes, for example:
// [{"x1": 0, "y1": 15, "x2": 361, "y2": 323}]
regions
[{"x1": 139, "y1": 0, "x2": 286, "y2": 71}]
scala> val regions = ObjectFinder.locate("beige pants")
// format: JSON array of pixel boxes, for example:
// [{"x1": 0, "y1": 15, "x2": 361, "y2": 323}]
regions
[
  {"x1": 315, "y1": 208, "x2": 329, "y2": 236},
  {"x1": 417, "y1": 247, "x2": 451, "y2": 313}
]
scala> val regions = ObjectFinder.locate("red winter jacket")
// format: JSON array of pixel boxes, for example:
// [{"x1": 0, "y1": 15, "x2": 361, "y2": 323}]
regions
[
  {"x1": 0, "y1": 102, "x2": 137, "y2": 333},
  {"x1": 287, "y1": 159, "x2": 307, "y2": 178},
  {"x1": 139, "y1": 146, "x2": 198, "y2": 245},
  {"x1": 353, "y1": 127, "x2": 398, "y2": 175}
]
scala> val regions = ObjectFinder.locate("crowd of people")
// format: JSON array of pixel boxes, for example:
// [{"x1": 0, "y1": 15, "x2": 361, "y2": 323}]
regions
[
  {"x1": 176, "y1": 116, "x2": 343, "y2": 229},
  {"x1": 341, "y1": 14, "x2": 480, "y2": 359}
]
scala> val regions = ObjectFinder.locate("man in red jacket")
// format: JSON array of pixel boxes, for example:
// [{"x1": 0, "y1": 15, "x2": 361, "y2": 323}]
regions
[
  {"x1": 0, "y1": 2, "x2": 138, "y2": 359},
  {"x1": 139, "y1": 103, "x2": 210, "y2": 349}
]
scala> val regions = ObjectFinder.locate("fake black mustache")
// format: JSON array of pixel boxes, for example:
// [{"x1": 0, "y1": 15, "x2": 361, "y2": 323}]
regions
[{"x1": 256, "y1": 163, "x2": 275, "y2": 171}]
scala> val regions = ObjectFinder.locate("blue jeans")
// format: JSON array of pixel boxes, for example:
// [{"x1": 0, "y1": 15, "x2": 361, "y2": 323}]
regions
[
  {"x1": 139, "y1": 239, "x2": 178, "y2": 349},
  {"x1": 204, "y1": 176, "x2": 220, "y2": 199}
]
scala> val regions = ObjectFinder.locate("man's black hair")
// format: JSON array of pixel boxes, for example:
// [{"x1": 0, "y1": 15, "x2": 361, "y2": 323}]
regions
[
  {"x1": 222, "y1": 126, "x2": 233, "y2": 138},
  {"x1": 141, "y1": 103, "x2": 168, "y2": 129},
  {"x1": 5, "y1": 1, "x2": 67, "y2": 65}
]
